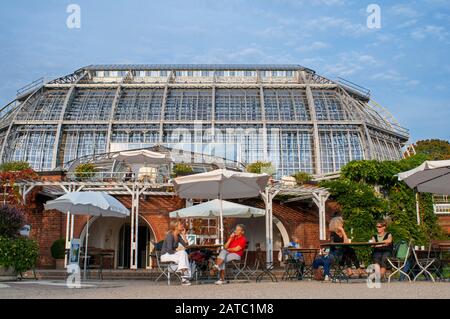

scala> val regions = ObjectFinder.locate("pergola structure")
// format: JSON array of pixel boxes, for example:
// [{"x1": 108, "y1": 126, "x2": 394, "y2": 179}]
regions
[
  {"x1": 261, "y1": 184, "x2": 330, "y2": 264},
  {"x1": 19, "y1": 179, "x2": 172, "y2": 270},
  {"x1": 16, "y1": 177, "x2": 330, "y2": 268}
]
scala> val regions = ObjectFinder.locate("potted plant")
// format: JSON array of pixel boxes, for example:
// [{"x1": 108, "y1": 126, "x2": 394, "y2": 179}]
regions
[
  {"x1": 51, "y1": 239, "x2": 66, "y2": 269},
  {"x1": 74, "y1": 163, "x2": 96, "y2": 181},
  {"x1": 172, "y1": 163, "x2": 194, "y2": 177},
  {"x1": 292, "y1": 172, "x2": 312, "y2": 185}
]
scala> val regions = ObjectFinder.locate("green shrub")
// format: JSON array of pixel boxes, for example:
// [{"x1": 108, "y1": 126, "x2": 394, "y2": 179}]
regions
[
  {"x1": 292, "y1": 172, "x2": 312, "y2": 185},
  {"x1": 0, "y1": 161, "x2": 31, "y2": 172},
  {"x1": 321, "y1": 155, "x2": 445, "y2": 264},
  {"x1": 50, "y1": 238, "x2": 66, "y2": 259},
  {"x1": 74, "y1": 163, "x2": 96, "y2": 179},
  {"x1": 0, "y1": 237, "x2": 39, "y2": 273},
  {"x1": 246, "y1": 161, "x2": 276, "y2": 175},
  {"x1": 172, "y1": 163, "x2": 194, "y2": 177}
]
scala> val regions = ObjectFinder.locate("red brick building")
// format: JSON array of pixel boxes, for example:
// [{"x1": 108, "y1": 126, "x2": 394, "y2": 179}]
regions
[{"x1": 21, "y1": 172, "x2": 338, "y2": 269}]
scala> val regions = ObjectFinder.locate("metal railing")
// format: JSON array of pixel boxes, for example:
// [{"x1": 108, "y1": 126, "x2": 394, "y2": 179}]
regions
[
  {"x1": 64, "y1": 171, "x2": 172, "y2": 184},
  {"x1": 16, "y1": 77, "x2": 45, "y2": 97},
  {"x1": 434, "y1": 204, "x2": 450, "y2": 215},
  {"x1": 337, "y1": 77, "x2": 371, "y2": 99}
]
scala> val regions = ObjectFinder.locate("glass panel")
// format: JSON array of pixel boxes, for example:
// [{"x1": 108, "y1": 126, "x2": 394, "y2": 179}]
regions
[
  {"x1": 15, "y1": 89, "x2": 68, "y2": 121},
  {"x1": 3, "y1": 125, "x2": 56, "y2": 170},
  {"x1": 114, "y1": 89, "x2": 163, "y2": 121},
  {"x1": 165, "y1": 89, "x2": 212, "y2": 121},
  {"x1": 64, "y1": 89, "x2": 115, "y2": 121},
  {"x1": 60, "y1": 126, "x2": 107, "y2": 164},
  {"x1": 215, "y1": 89, "x2": 261, "y2": 122}
]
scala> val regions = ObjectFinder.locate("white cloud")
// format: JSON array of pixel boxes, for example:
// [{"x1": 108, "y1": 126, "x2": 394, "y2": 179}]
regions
[
  {"x1": 302, "y1": 16, "x2": 370, "y2": 38},
  {"x1": 322, "y1": 52, "x2": 382, "y2": 77},
  {"x1": 295, "y1": 41, "x2": 329, "y2": 52},
  {"x1": 390, "y1": 4, "x2": 420, "y2": 18},
  {"x1": 411, "y1": 25, "x2": 449, "y2": 41}
]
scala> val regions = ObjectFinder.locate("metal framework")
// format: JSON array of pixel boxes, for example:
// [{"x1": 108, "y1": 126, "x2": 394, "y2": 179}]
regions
[
  {"x1": 16, "y1": 176, "x2": 330, "y2": 267},
  {"x1": 0, "y1": 64, "x2": 409, "y2": 179}
]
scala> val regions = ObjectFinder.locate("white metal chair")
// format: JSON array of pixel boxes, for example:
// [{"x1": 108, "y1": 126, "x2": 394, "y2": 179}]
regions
[
  {"x1": 387, "y1": 240, "x2": 412, "y2": 283},
  {"x1": 412, "y1": 244, "x2": 437, "y2": 282},
  {"x1": 154, "y1": 247, "x2": 182, "y2": 285}
]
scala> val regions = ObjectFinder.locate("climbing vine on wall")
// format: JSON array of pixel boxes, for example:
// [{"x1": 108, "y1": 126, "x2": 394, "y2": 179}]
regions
[{"x1": 321, "y1": 154, "x2": 446, "y2": 263}]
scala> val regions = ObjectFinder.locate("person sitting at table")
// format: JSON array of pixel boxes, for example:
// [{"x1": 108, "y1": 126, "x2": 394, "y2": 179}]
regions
[
  {"x1": 331, "y1": 217, "x2": 363, "y2": 278},
  {"x1": 282, "y1": 235, "x2": 305, "y2": 279},
  {"x1": 312, "y1": 217, "x2": 352, "y2": 281},
  {"x1": 161, "y1": 220, "x2": 191, "y2": 286},
  {"x1": 283, "y1": 235, "x2": 304, "y2": 262},
  {"x1": 212, "y1": 224, "x2": 247, "y2": 285},
  {"x1": 371, "y1": 219, "x2": 393, "y2": 280}
]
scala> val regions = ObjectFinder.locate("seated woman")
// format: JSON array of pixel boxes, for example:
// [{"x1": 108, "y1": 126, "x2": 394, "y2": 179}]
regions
[
  {"x1": 312, "y1": 217, "x2": 359, "y2": 281},
  {"x1": 331, "y1": 217, "x2": 363, "y2": 277},
  {"x1": 160, "y1": 220, "x2": 191, "y2": 286},
  {"x1": 212, "y1": 224, "x2": 247, "y2": 285},
  {"x1": 371, "y1": 220, "x2": 393, "y2": 279}
]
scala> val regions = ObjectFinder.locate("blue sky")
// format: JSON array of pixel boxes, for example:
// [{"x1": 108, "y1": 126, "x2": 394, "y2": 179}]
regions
[{"x1": 0, "y1": 0, "x2": 449, "y2": 143}]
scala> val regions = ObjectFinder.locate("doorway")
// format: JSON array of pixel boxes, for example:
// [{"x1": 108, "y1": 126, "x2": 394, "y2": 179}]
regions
[{"x1": 118, "y1": 224, "x2": 152, "y2": 269}]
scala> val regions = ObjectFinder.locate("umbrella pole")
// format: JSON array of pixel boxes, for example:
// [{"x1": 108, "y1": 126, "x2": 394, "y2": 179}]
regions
[
  {"x1": 415, "y1": 191, "x2": 421, "y2": 225},
  {"x1": 219, "y1": 195, "x2": 224, "y2": 245},
  {"x1": 83, "y1": 216, "x2": 89, "y2": 281}
]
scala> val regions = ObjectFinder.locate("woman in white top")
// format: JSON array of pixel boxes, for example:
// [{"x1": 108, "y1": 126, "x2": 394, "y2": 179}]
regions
[{"x1": 160, "y1": 220, "x2": 191, "y2": 285}]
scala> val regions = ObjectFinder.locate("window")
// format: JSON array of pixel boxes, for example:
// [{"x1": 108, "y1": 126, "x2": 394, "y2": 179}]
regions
[
  {"x1": 215, "y1": 89, "x2": 262, "y2": 121},
  {"x1": 164, "y1": 89, "x2": 212, "y2": 121},
  {"x1": 114, "y1": 89, "x2": 163, "y2": 121}
]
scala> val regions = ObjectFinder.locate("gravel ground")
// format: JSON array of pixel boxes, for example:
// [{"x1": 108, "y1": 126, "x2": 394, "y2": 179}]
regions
[{"x1": 0, "y1": 280, "x2": 449, "y2": 299}]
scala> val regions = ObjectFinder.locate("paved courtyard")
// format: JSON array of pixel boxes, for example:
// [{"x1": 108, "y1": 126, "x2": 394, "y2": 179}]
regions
[{"x1": 0, "y1": 280, "x2": 449, "y2": 299}]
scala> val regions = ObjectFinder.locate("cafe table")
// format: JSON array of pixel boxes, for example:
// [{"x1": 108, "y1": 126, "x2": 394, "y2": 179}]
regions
[
  {"x1": 319, "y1": 242, "x2": 380, "y2": 282},
  {"x1": 186, "y1": 244, "x2": 222, "y2": 283},
  {"x1": 284, "y1": 248, "x2": 319, "y2": 280}
]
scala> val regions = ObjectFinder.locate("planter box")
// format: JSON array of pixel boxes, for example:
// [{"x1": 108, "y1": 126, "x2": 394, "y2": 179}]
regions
[
  {"x1": 0, "y1": 266, "x2": 17, "y2": 282},
  {"x1": 55, "y1": 259, "x2": 65, "y2": 270}
]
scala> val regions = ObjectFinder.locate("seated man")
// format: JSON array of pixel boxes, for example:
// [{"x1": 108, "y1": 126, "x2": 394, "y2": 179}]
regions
[
  {"x1": 283, "y1": 235, "x2": 304, "y2": 262},
  {"x1": 212, "y1": 224, "x2": 247, "y2": 285},
  {"x1": 282, "y1": 235, "x2": 305, "y2": 279}
]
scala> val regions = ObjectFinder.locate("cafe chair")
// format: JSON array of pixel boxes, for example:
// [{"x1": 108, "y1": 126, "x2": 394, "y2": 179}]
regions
[
  {"x1": 412, "y1": 244, "x2": 437, "y2": 282},
  {"x1": 153, "y1": 244, "x2": 182, "y2": 286},
  {"x1": 231, "y1": 242, "x2": 250, "y2": 281},
  {"x1": 387, "y1": 240, "x2": 412, "y2": 283}
]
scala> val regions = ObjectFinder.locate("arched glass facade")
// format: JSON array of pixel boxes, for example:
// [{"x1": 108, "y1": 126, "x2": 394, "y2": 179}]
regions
[{"x1": 0, "y1": 64, "x2": 409, "y2": 177}]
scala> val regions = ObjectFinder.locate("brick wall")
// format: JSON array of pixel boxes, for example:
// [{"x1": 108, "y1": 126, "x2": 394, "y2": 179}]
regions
[{"x1": 438, "y1": 215, "x2": 450, "y2": 234}]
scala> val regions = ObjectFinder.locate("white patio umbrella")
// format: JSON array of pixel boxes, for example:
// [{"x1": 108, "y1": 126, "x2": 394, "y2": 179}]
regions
[
  {"x1": 112, "y1": 149, "x2": 169, "y2": 165},
  {"x1": 173, "y1": 169, "x2": 269, "y2": 243},
  {"x1": 169, "y1": 199, "x2": 265, "y2": 218},
  {"x1": 398, "y1": 160, "x2": 450, "y2": 224},
  {"x1": 44, "y1": 192, "x2": 130, "y2": 279}
]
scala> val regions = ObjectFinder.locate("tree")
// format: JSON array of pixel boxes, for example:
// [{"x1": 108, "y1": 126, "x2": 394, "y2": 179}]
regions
[
  {"x1": 414, "y1": 139, "x2": 450, "y2": 160},
  {"x1": 321, "y1": 155, "x2": 445, "y2": 263}
]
